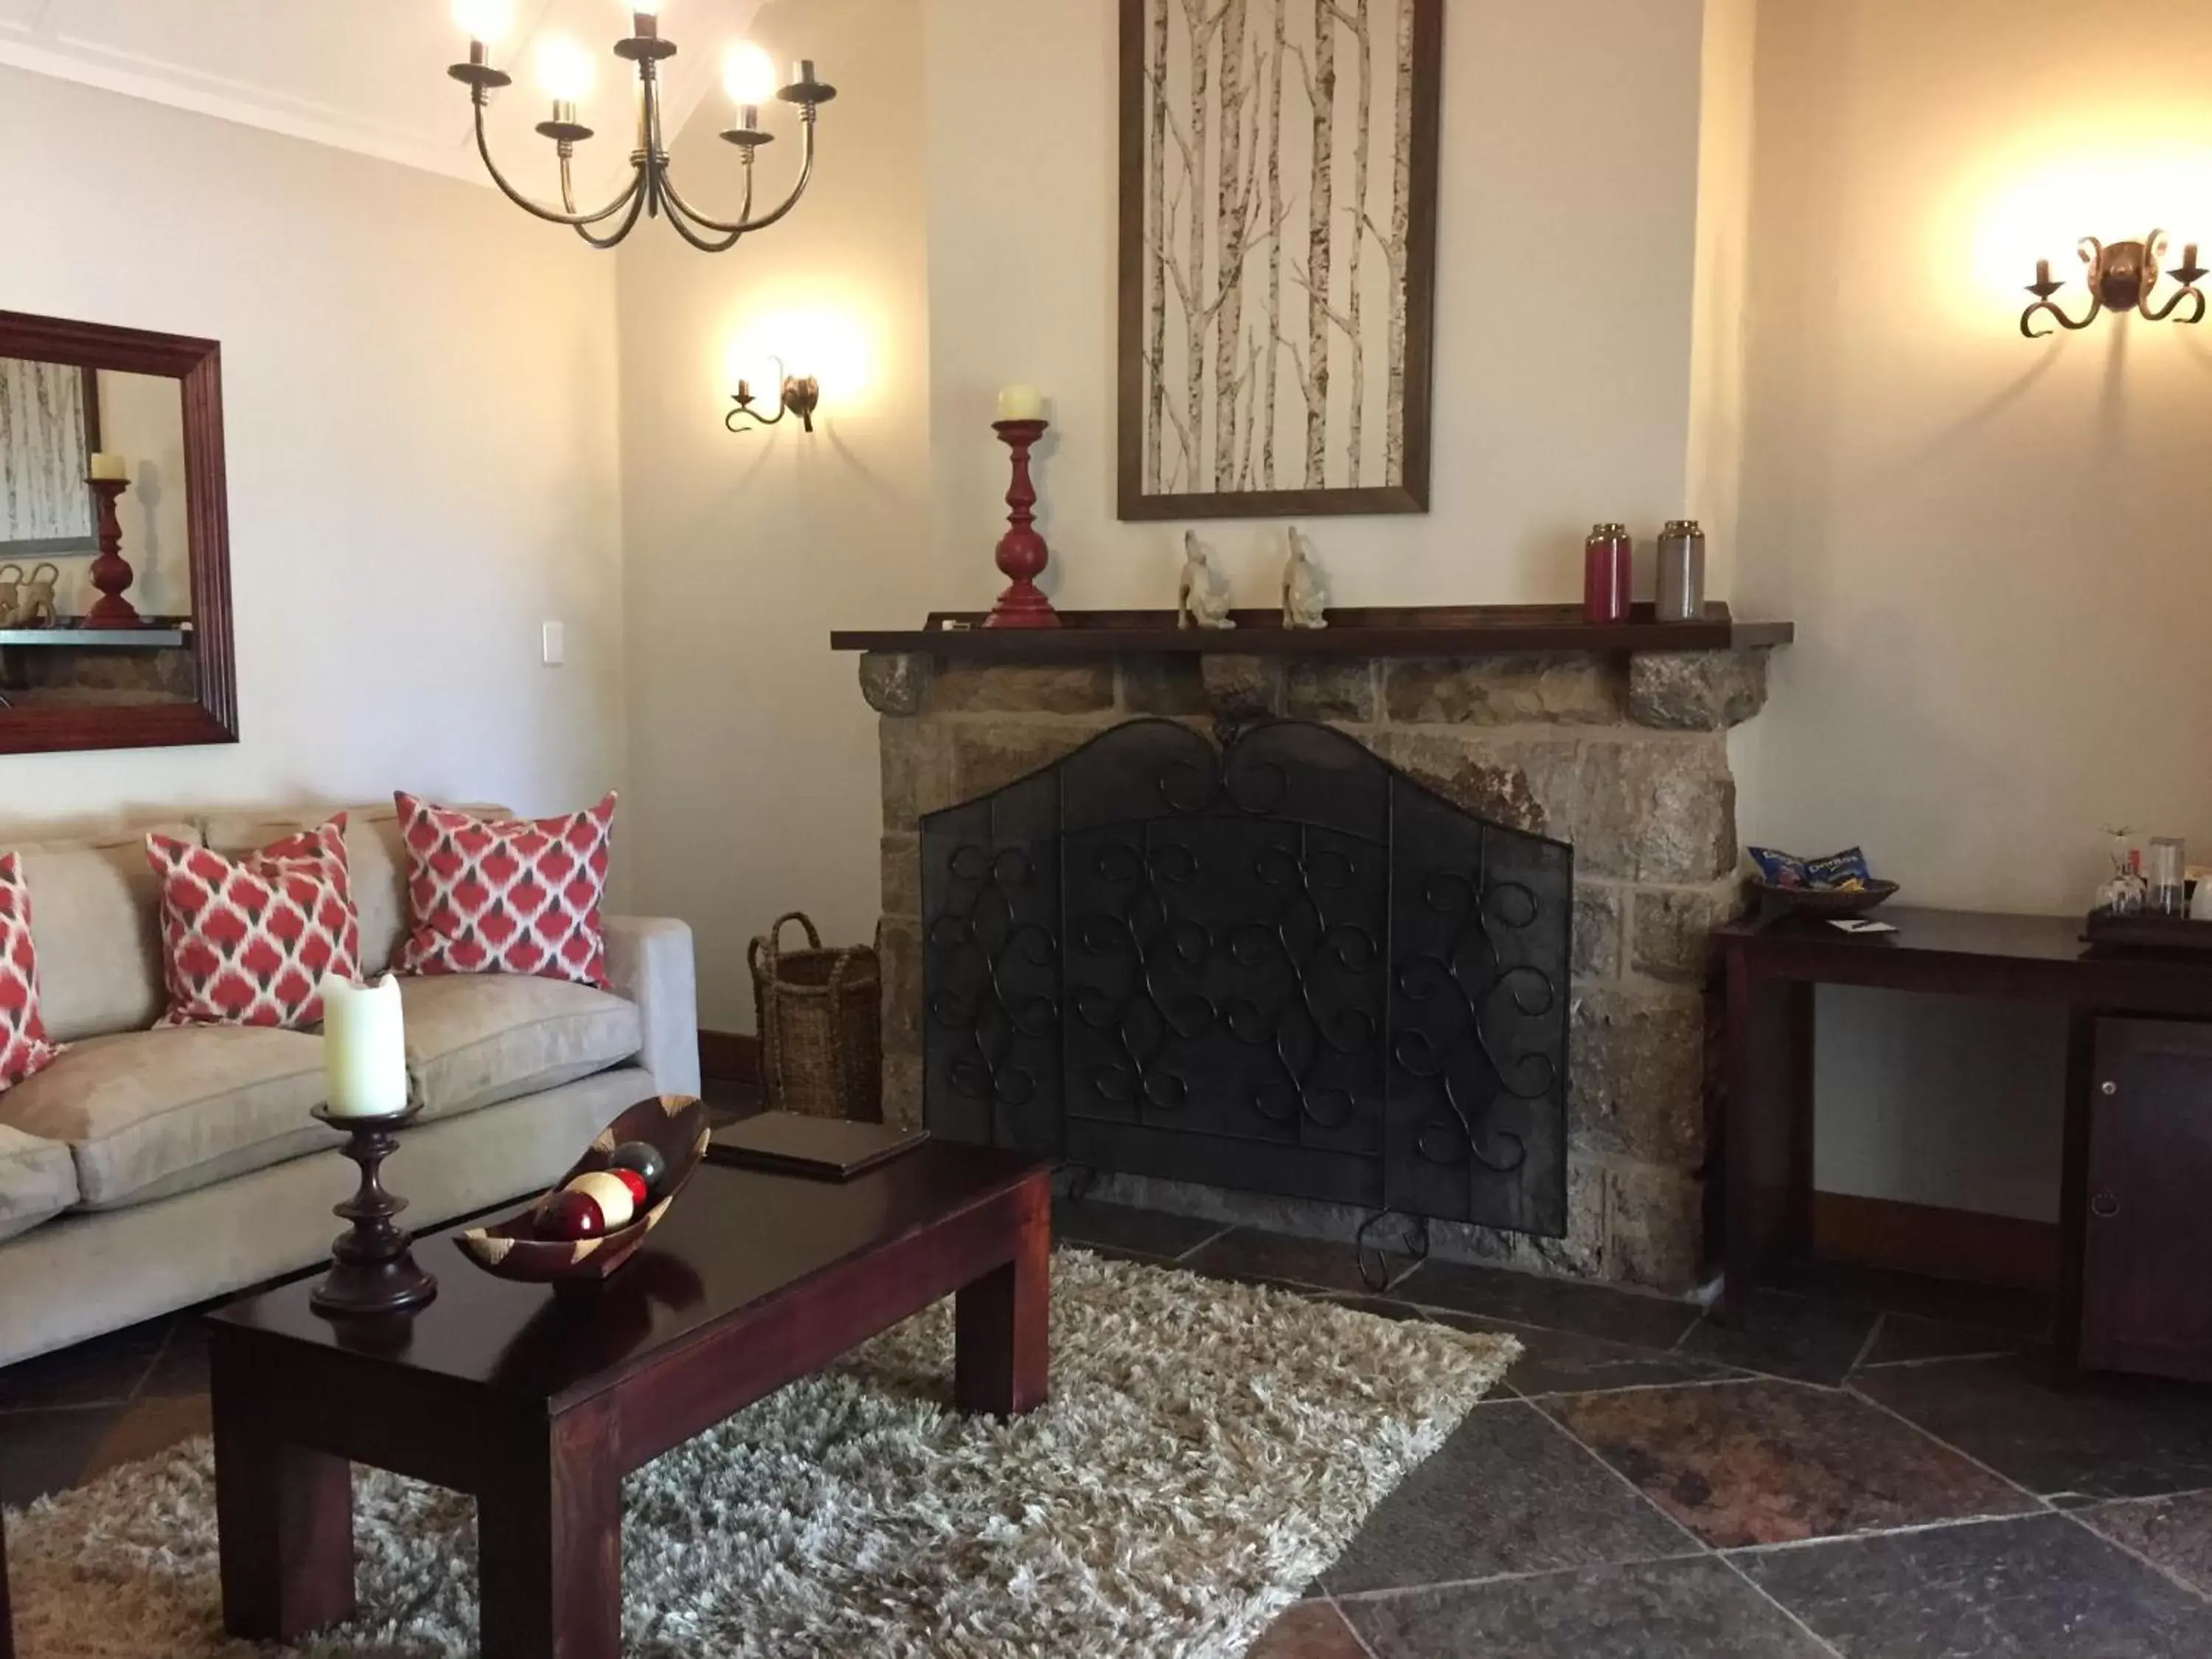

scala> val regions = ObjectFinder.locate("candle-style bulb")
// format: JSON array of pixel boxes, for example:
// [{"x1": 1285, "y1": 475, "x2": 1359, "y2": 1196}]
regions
[
  {"x1": 451, "y1": 0, "x2": 515, "y2": 45},
  {"x1": 724, "y1": 42, "x2": 778, "y2": 107},
  {"x1": 535, "y1": 36, "x2": 597, "y2": 102}
]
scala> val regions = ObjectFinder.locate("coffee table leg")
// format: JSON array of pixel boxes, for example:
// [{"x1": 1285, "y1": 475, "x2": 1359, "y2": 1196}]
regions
[
  {"x1": 477, "y1": 1402, "x2": 622, "y2": 1659},
  {"x1": 212, "y1": 1343, "x2": 354, "y2": 1640},
  {"x1": 956, "y1": 1183, "x2": 1051, "y2": 1416}
]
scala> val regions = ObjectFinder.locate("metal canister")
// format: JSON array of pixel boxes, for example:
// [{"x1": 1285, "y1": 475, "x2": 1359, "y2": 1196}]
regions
[
  {"x1": 1656, "y1": 520, "x2": 1707, "y2": 622},
  {"x1": 1583, "y1": 523, "x2": 1632, "y2": 624}
]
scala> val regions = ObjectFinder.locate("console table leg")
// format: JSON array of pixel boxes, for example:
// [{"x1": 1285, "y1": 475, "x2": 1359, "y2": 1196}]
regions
[
  {"x1": 1722, "y1": 949, "x2": 1815, "y2": 1313},
  {"x1": 956, "y1": 1183, "x2": 1051, "y2": 1417},
  {"x1": 477, "y1": 1404, "x2": 622, "y2": 1659},
  {"x1": 212, "y1": 1340, "x2": 355, "y2": 1640},
  {"x1": 2, "y1": 1509, "x2": 14, "y2": 1659}
]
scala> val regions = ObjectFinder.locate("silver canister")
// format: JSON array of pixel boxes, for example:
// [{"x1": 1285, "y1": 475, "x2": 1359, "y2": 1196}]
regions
[{"x1": 1656, "y1": 520, "x2": 1708, "y2": 622}]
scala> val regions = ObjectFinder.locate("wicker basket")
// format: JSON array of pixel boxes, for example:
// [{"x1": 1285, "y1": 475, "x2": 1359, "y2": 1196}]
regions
[{"x1": 748, "y1": 912, "x2": 883, "y2": 1122}]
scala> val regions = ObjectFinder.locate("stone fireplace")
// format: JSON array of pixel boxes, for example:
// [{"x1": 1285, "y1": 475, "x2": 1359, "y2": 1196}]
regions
[{"x1": 855, "y1": 629, "x2": 1776, "y2": 1293}]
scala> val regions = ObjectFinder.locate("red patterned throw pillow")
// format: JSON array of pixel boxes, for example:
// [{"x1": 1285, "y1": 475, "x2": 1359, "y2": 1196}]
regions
[
  {"x1": 393, "y1": 793, "x2": 616, "y2": 988},
  {"x1": 147, "y1": 816, "x2": 361, "y2": 1029},
  {"x1": 0, "y1": 852, "x2": 61, "y2": 1091}
]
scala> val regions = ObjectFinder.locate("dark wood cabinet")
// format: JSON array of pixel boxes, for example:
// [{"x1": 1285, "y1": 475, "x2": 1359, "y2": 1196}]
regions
[{"x1": 2081, "y1": 1018, "x2": 2212, "y2": 1382}]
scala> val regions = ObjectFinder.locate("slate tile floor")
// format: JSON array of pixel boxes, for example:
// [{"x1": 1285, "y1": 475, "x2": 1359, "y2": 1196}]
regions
[{"x1": 7, "y1": 1194, "x2": 2212, "y2": 1657}]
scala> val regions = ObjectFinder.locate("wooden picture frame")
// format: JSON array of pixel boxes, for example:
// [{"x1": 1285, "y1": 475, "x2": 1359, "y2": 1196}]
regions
[
  {"x1": 0, "y1": 310, "x2": 237, "y2": 756},
  {"x1": 1117, "y1": 0, "x2": 1442, "y2": 521}
]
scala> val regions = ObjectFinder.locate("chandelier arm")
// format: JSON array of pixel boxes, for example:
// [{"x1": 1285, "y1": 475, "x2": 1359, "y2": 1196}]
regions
[
  {"x1": 471, "y1": 97, "x2": 643, "y2": 228},
  {"x1": 655, "y1": 121, "x2": 817, "y2": 237},
  {"x1": 656, "y1": 183, "x2": 749, "y2": 254},
  {"x1": 571, "y1": 172, "x2": 655, "y2": 250}
]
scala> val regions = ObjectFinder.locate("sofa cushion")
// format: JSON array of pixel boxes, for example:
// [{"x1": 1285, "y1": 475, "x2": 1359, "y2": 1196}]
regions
[
  {"x1": 0, "y1": 1026, "x2": 333, "y2": 1209},
  {"x1": 15, "y1": 823, "x2": 199, "y2": 1042},
  {"x1": 393, "y1": 793, "x2": 618, "y2": 988},
  {"x1": 398, "y1": 973, "x2": 641, "y2": 1122},
  {"x1": 204, "y1": 804, "x2": 508, "y2": 979},
  {"x1": 0, "y1": 1123, "x2": 76, "y2": 1242}
]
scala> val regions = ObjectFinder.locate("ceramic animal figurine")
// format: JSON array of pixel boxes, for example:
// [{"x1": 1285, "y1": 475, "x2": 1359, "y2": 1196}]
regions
[
  {"x1": 11, "y1": 563, "x2": 58, "y2": 628},
  {"x1": 1178, "y1": 530, "x2": 1236, "y2": 630},
  {"x1": 0, "y1": 565, "x2": 20, "y2": 629},
  {"x1": 1281, "y1": 526, "x2": 1329, "y2": 629}
]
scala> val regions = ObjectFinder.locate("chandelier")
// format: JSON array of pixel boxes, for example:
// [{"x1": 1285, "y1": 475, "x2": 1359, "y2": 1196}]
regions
[{"x1": 445, "y1": 0, "x2": 835, "y2": 252}]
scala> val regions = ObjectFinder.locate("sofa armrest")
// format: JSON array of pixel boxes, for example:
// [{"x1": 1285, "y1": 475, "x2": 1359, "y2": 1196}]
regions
[{"x1": 604, "y1": 916, "x2": 700, "y2": 1097}]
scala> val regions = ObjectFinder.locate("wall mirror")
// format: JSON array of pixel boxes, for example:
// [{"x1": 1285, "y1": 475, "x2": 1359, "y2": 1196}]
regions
[{"x1": 0, "y1": 310, "x2": 235, "y2": 755}]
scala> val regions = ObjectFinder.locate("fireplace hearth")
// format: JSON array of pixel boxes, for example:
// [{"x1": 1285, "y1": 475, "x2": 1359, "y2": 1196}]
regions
[
  {"x1": 847, "y1": 613, "x2": 1786, "y2": 1292},
  {"x1": 922, "y1": 717, "x2": 1573, "y2": 1237}
]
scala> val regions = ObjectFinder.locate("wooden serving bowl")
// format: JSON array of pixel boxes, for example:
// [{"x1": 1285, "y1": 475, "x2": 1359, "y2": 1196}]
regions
[{"x1": 456, "y1": 1094, "x2": 709, "y2": 1285}]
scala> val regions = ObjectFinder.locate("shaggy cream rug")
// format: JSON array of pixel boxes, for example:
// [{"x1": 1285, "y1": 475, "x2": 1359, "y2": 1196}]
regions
[{"x1": 7, "y1": 1249, "x2": 1514, "y2": 1658}]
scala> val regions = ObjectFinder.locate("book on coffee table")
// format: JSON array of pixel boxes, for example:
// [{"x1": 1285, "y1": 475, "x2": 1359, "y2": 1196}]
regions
[{"x1": 706, "y1": 1112, "x2": 929, "y2": 1180}]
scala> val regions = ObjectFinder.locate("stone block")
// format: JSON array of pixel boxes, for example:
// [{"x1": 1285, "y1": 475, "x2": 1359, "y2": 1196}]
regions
[
  {"x1": 1569, "y1": 984, "x2": 1706, "y2": 1169},
  {"x1": 858, "y1": 651, "x2": 929, "y2": 717},
  {"x1": 1573, "y1": 883, "x2": 1624, "y2": 980},
  {"x1": 1385, "y1": 655, "x2": 1627, "y2": 726},
  {"x1": 877, "y1": 915, "x2": 925, "y2": 1053},
  {"x1": 881, "y1": 832, "x2": 921, "y2": 919},
  {"x1": 1199, "y1": 655, "x2": 1282, "y2": 722},
  {"x1": 1428, "y1": 1155, "x2": 1608, "y2": 1281},
  {"x1": 1284, "y1": 661, "x2": 1377, "y2": 724},
  {"x1": 1630, "y1": 881, "x2": 1742, "y2": 985},
  {"x1": 1382, "y1": 732, "x2": 1579, "y2": 840},
  {"x1": 1119, "y1": 655, "x2": 1210, "y2": 716},
  {"x1": 1629, "y1": 650, "x2": 1769, "y2": 731},
  {"x1": 1573, "y1": 739, "x2": 1736, "y2": 882},
  {"x1": 930, "y1": 661, "x2": 1116, "y2": 716},
  {"x1": 880, "y1": 717, "x2": 953, "y2": 831},
  {"x1": 1604, "y1": 1160, "x2": 1707, "y2": 1292},
  {"x1": 950, "y1": 720, "x2": 1108, "y2": 800},
  {"x1": 881, "y1": 1051, "x2": 925, "y2": 1130}
]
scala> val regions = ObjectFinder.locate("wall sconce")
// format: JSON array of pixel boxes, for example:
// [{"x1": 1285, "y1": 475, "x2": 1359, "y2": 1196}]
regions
[
  {"x1": 2020, "y1": 231, "x2": 2208, "y2": 337},
  {"x1": 725, "y1": 358, "x2": 819, "y2": 433}
]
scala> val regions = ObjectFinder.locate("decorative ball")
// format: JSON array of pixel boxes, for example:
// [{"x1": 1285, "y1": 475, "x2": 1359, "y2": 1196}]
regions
[
  {"x1": 566, "y1": 1169, "x2": 636, "y2": 1230},
  {"x1": 537, "y1": 1190, "x2": 605, "y2": 1242},
  {"x1": 608, "y1": 1167, "x2": 650, "y2": 1210},
  {"x1": 608, "y1": 1140, "x2": 667, "y2": 1193}
]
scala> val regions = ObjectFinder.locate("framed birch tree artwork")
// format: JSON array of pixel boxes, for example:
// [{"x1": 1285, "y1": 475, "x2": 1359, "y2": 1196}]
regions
[
  {"x1": 0, "y1": 358, "x2": 100, "y2": 556},
  {"x1": 1118, "y1": 0, "x2": 1441, "y2": 521}
]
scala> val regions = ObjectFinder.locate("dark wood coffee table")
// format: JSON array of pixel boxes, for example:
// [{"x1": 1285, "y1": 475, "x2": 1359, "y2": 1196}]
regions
[{"x1": 207, "y1": 1141, "x2": 1050, "y2": 1659}]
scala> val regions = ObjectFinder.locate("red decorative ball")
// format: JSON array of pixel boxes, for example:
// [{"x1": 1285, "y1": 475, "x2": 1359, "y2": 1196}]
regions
[
  {"x1": 538, "y1": 1190, "x2": 606, "y2": 1242},
  {"x1": 609, "y1": 1168, "x2": 650, "y2": 1209}
]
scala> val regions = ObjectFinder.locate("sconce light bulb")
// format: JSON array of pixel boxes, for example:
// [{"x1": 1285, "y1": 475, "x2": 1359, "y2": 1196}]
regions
[
  {"x1": 535, "y1": 37, "x2": 597, "y2": 102},
  {"x1": 451, "y1": 0, "x2": 515, "y2": 45},
  {"x1": 724, "y1": 42, "x2": 779, "y2": 107}
]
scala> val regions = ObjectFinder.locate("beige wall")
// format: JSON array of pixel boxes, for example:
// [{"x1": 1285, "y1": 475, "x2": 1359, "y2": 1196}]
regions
[
  {"x1": 922, "y1": 0, "x2": 1713, "y2": 613},
  {"x1": 0, "y1": 68, "x2": 627, "y2": 829},
  {"x1": 616, "y1": 0, "x2": 935, "y2": 1030},
  {"x1": 1732, "y1": 0, "x2": 2212, "y2": 1220}
]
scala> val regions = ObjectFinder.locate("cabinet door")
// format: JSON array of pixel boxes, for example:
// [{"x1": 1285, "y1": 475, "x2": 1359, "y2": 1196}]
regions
[{"x1": 2082, "y1": 1018, "x2": 2212, "y2": 1381}]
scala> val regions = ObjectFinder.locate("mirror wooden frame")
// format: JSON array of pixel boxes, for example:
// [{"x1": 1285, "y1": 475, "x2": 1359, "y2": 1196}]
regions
[{"x1": 0, "y1": 310, "x2": 236, "y2": 756}]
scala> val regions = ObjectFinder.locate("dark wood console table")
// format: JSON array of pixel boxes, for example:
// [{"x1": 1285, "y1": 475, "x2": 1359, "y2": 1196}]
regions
[{"x1": 1719, "y1": 906, "x2": 2212, "y2": 1381}]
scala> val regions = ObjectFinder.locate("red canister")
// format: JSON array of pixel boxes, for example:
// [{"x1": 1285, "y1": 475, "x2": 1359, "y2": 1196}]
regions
[{"x1": 1583, "y1": 523, "x2": 1632, "y2": 624}]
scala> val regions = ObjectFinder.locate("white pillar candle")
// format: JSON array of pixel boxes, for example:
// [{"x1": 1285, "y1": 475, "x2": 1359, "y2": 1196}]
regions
[
  {"x1": 995, "y1": 385, "x2": 1044, "y2": 422},
  {"x1": 322, "y1": 973, "x2": 409, "y2": 1117},
  {"x1": 88, "y1": 453, "x2": 128, "y2": 481}
]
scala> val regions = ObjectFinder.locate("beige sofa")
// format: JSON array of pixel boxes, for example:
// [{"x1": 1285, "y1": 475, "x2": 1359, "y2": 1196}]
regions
[{"x1": 0, "y1": 803, "x2": 698, "y2": 1368}]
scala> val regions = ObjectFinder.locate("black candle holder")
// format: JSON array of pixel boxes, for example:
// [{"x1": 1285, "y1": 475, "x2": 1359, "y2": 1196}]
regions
[{"x1": 309, "y1": 1103, "x2": 437, "y2": 1318}]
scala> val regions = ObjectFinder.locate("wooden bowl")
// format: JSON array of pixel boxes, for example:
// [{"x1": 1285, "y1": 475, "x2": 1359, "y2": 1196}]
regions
[
  {"x1": 1749, "y1": 877, "x2": 1900, "y2": 918},
  {"x1": 456, "y1": 1094, "x2": 709, "y2": 1285}
]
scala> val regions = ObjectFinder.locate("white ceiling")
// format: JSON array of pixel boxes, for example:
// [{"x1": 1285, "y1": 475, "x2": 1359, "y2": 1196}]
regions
[{"x1": 0, "y1": 0, "x2": 769, "y2": 198}]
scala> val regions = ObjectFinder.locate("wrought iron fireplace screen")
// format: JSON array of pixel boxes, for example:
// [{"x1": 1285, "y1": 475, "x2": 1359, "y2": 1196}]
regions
[{"x1": 919, "y1": 718, "x2": 1571, "y2": 1237}]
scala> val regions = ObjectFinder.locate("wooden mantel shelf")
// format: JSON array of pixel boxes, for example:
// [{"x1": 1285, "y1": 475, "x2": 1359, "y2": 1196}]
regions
[{"x1": 830, "y1": 603, "x2": 1793, "y2": 659}]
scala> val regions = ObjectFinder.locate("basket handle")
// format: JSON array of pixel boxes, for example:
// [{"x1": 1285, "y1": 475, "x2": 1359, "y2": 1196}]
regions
[{"x1": 769, "y1": 912, "x2": 822, "y2": 954}]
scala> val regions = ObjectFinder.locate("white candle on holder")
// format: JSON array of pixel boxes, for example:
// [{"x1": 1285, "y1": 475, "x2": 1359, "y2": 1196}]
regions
[
  {"x1": 996, "y1": 385, "x2": 1044, "y2": 422},
  {"x1": 88, "y1": 453, "x2": 127, "y2": 481},
  {"x1": 321, "y1": 973, "x2": 409, "y2": 1118}
]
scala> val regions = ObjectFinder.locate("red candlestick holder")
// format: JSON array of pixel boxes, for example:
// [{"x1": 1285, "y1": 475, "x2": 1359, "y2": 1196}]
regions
[
  {"x1": 984, "y1": 418, "x2": 1060, "y2": 629},
  {"x1": 84, "y1": 477, "x2": 143, "y2": 627}
]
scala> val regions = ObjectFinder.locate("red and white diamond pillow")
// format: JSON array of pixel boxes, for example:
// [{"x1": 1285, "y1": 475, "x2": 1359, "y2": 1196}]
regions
[
  {"x1": 147, "y1": 816, "x2": 361, "y2": 1030},
  {"x1": 0, "y1": 852, "x2": 61, "y2": 1092},
  {"x1": 393, "y1": 792, "x2": 616, "y2": 989}
]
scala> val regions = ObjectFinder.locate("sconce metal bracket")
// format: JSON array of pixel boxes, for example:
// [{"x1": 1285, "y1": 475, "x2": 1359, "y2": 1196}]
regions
[
  {"x1": 2023, "y1": 231, "x2": 2208, "y2": 338},
  {"x1": 726, "y1": 358, "x2": 820, "y2": 434}
]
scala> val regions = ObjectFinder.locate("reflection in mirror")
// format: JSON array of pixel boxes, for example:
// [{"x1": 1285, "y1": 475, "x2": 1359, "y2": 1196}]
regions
[{"x1": 0, "y1": 361, "x2": 194, "y2": 710}]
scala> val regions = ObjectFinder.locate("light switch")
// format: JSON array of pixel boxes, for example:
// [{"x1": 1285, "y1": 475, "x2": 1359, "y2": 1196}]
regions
[{"x1": 541, "y1": 622, "x2": 566, "y2": 667}]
